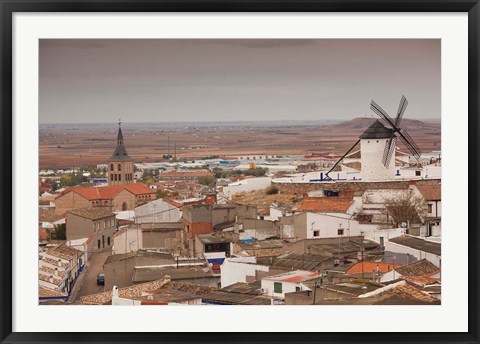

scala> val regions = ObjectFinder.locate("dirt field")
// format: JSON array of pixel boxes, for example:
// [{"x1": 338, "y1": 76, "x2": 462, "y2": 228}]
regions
[{"x1": 39, "y1": 118, "x2": 440, "y2": 169}]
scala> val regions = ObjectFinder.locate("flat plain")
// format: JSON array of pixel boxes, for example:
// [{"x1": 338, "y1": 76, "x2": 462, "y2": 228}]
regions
[{"x1": 39, "y1": 118, "x2": 440, "y2": 169}]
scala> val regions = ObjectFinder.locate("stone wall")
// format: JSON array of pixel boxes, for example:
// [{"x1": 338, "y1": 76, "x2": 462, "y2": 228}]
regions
[{"x1": 272, "y1": 179, "x2": 440, "y2": 195}]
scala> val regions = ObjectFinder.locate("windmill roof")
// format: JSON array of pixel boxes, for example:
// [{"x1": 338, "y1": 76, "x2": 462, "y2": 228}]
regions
[{"x1": 359, "y1": 120, "x2": 394, "y2": 139}]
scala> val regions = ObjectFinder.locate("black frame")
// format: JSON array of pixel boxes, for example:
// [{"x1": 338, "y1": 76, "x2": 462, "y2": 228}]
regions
[{"x1": 1, "y1": 1, "x2": 478, "y2": 343}]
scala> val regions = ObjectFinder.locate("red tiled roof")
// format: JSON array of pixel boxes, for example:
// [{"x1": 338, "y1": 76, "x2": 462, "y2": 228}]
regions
[
  {"x1": 296, "y1": 197, "x2": 353, "y2": 213},
  {"x1": 39, "y1": 229, "x2": 49, "y2": 241},
  {"x1": 347, "y1": 262, "x2": 401, "y2": 275},
  {"x1": 57, "y1": 183, "x2": 155, "y2": 201},
  {"x1": 415, "y1": 184, "x2": 441, "y2": 201}
]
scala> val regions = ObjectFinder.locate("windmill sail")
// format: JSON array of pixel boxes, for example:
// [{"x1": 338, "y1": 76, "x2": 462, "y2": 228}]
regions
[{"x1": 371, "y1": 96, "x2": 422, "y2": 165}]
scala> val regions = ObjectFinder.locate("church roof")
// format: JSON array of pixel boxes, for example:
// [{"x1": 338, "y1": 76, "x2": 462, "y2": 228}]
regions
[
  {"x1": 359, "y1": 120, "x2": 395, "y2": 140},
  {"x1": 107, "y1": 126, "x2": 133, "y2": 162}
]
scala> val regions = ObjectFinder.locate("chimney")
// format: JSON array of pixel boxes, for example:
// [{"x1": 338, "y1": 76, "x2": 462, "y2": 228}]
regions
[
  {"x1": 49, "y1": 276, "x2": 54, "y2": 283},
  {"x1": 54, "y1": 267, "x2": 59, "y2": 276},
  {"x1": 112, "y1": 285, "x2": 119, "y2": 298},
  {"x1": 57, "y1": 259, "x2": 62, "y2": 267}
]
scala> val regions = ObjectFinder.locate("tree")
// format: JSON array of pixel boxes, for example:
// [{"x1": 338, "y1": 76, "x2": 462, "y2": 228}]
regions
[
  {"x1": 51, "y1": 223, "x2": 66, "y2": 240},
  {"x1": 198, "y1": 175, "x2": 215, "y2": 186},
  {"x1": 383, "y1": 190, "x2": 428, "y2": 227}
]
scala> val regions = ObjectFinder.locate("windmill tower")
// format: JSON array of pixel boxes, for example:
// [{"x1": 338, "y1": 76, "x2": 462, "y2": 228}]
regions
[
  {"x1": 326, "y1": 96, "x2": 421, "y2": 181},
  {"x1": 359, "y1": 120, "x2": 396, "y2": 181}
]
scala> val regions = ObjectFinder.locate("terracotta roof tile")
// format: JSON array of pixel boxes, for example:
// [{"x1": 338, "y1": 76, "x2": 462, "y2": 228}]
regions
[
  {"x1": 57, "y1": 183, "x2": 155, "y2": 201},
  {"x1": 67, "y1": 207, "x2": 115, "y2": 220},
  {"x1": 346, "y1": 262, "x2": 401, "y2": 275},
  {"x1": 415, "y1": 184, "x2": 441, "y2": 201},
  {"x1": 395, "y1": 259, "x2": 439, "y2": 277},
  {"x1": 39, "y1": 208, "x2": 64, "y2": 223}
]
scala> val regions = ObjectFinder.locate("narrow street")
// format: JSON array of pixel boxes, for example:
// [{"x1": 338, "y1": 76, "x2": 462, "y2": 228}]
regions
[{"x1": 71, "y1": 250, "x2": 111, "y2": 301}]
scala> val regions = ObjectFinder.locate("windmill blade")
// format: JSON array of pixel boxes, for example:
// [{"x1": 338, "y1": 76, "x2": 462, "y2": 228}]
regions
[
  {"x1": 370, "y1": 100, "x2": 396, "y2": 128},
  {"x1": 398, "y1": 130, "x2": 422, "y2": 159},
  {"x1": 400, "y1": 129, "x2": 422, "y2": 158},
  {"x1": 382, "y1": 136, "x2": 396, "y2": 167},
  {"x1": 395, "y1": 96, "x2": 408, "y2": 127}
]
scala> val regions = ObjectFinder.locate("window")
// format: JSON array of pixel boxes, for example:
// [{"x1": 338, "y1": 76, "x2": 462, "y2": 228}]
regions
[
  {"x1": 107, "y1": 237, "x2": 110, "y2": 246},
  {"x1": 110, "y1": 174, "x2": 113, "y2": 181},
  {"x1": 118, "y1": 164, "x2": 122, "y2": 171},
  {"x1": 110, "y1": 164, "x2": 114, "y2": 171},
  {"x1": 337, "y1": 229, "x2": 344, "y2": 236},
  {"x1": 313, "y1": 230, "x2": 320, "y2": 237},
  {"x1": 274, "y1": 282, "x2": 282, "y2": 294},
  {"x1": 122, "y1": 202, "x2": 127, "y2": 211},
  {"x1": 415, "y1": 170, "x2": 421, "y2": 176},
  {"x1": 119, "y1": 174, "x2": 121, "y2": 181},
  {"x1": 114, "y1": 174, "x2": 117, "y2": 181},
  {"x1": 428, "y1": 204, "x2": 433, "y2": 213},
  {"x1": 295, "y1": 286, "x2": 301, "y2": 292}
]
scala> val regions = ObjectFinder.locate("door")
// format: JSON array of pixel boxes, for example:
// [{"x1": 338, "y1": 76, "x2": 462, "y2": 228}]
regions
[{"x1": 97, "y1": 240, "x2": 101, "y2": 249}]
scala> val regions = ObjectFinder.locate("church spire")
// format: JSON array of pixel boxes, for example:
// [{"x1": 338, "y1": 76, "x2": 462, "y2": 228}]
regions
[{"x1": 117, "y1": 119, "x2": 124, "y2": 145}]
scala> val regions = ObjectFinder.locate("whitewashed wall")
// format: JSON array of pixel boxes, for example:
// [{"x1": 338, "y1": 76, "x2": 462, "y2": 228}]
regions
[
  {"x1": 220, "y1": 257, "x2": 269, "y2": 288},
  {"x1": 305, "y1": 212, "x2": 361, "y2": 239},
  {"x1": 113, "y1": 226, "x2": 142, "y2": 254},
  {"x1": 384, "y1": 241, "x2": 441, "y2": 267}
]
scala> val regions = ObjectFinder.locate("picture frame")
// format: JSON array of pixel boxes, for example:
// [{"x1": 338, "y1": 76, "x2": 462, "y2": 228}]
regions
[{"x1": 1, "y1": 1, "x2": 479, "y2": 343}]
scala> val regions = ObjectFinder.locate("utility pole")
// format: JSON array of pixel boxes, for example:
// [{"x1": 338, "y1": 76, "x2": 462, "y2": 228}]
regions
[{"x1": 312, "y1": 280, "x2": 318, "y2": 305}]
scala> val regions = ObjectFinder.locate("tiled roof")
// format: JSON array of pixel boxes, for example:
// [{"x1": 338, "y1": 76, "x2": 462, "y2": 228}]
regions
[
  {"x1": 67, "y1": 207, "x2": 115, "y2": 220},
  {"x1": 389, "y1": 236, "x2": 441, "y2": 256},
  {"x1": 346, "y1": 262, "x2": 401, "y2": 275},
  {"x1": 270, "y1": 253, "x2": 331, "y2": 271},
  {"x1": 39, "y1": 287, "x2": 68, "y2": 298},
  {"x1": 263, "y1": 270, "x2": 320, "y2": 283},
  {"x1": 58, "y1": 183, "x2": 155, "y2": 201},
  {"x1": 39, "y1": 208, "x2": 64, "y2": 223},
  {"x1": 395, "y1": 258, "x2": 440, "y2": 277},
  {"x1": 79, "y1": 277, "x2": 171, "y2": 305},
  {"x1": 132, "y1": 266, "x2": 213, "y2": 283},
  {"x1": 379, "y1": 283, "x2": 439, "y2": 303},
  {"x1": 39, "y1": 229, "x2": 49, "y2": 241},
  {"x1": 416, "y1": 184, "x2": 441, "y2": 201},
  {"x1": 203, "y1": 291, "x2": 271, "y2": 305},
  {"x1": 46, "y1": 243, "x2": 83, "y2": 260},
  {"x1": 296, "y1": 197, "x2": 353, "y2": 213}
]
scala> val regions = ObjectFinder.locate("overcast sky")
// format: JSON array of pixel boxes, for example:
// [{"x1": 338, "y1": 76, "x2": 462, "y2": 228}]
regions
[{"x1": 39, "y1": 39, "x2": 440, "y2": 124}]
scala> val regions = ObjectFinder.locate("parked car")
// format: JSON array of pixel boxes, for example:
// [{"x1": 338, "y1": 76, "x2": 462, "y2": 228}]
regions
[{"x1": 96, "y1": 272, "x2": 105, "y2": 285}]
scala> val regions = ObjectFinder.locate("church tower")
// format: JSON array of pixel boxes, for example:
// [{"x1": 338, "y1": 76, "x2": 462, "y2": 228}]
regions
[{"x1": 107, "y1": 121, "x2": 134, "y2": 186}]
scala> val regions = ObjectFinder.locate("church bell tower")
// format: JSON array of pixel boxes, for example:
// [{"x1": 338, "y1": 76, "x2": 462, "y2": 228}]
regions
[{"x1": 107, "y1": 121, "x2": 134, "y2": 186}]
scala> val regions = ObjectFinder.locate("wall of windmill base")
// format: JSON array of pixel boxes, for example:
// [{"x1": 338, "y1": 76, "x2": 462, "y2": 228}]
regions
[
  {"x1": 360, "y1": 139, "x2": 396, "y2": 181},
  {"x1": 272, "y1": 179, "x2": 440, "y2": 195}
]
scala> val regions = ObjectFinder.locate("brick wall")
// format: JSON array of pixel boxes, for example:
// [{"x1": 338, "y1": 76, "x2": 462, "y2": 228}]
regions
[{"x1": 55, "y1": 192, "x2": 90, "y2": 215}]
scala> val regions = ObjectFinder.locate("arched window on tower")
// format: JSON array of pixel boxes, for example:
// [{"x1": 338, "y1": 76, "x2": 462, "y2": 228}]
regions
[{"x1": 118, "y1": 164, "x2": 122, "y2": 171}]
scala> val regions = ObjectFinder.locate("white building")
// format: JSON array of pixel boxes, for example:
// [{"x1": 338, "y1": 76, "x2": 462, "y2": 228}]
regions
[
  {"x1": 134, "y1": 199, "x2": 182, "y2": 224},
  {"x1": 261, "y1": 270, "x2": 320, "y2": 299}
]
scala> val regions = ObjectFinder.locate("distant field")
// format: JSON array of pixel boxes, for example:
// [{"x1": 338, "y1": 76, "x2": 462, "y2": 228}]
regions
[{"x1": 39, "y1": 118, "x2": 441, "y2": 169}]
